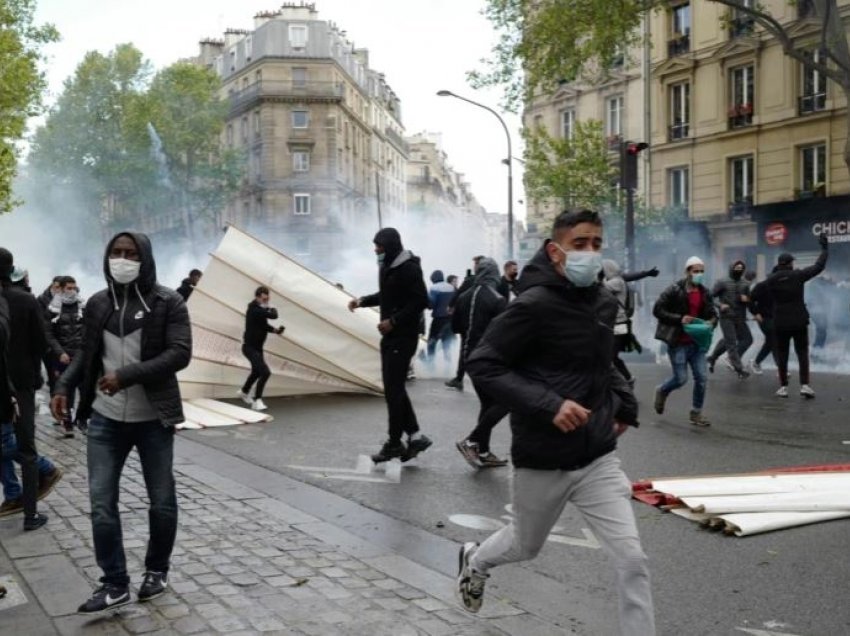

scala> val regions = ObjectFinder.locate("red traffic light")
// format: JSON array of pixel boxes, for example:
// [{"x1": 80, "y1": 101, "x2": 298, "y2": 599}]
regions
[{"x1": 626, "y1": 142, "x2": 649, "y2": 155}]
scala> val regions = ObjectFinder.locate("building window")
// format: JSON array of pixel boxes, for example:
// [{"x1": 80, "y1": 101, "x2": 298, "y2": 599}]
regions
[
  {"x1": 240, "y1": 116, "x2": 248, "y2": 143},
  {"x1": 255, "y1": 70, "x2": 262, "y2": 84},
  {"x1": 800, "y1": 50, "x2": 826, "y2": 114},
  {"x1": 561, "y1": 109, "x2": 575, "y2": 140},
  {"x1": 729, "y1": 155, "x2": 754, "y2": 217},
  {"x1": 729, "y1": 0, "x2": 755, "y2": 38},
  {"x1": 229, "y1": 49, "x2": 236, "y2": 71},
  {"x1": 253, "y1": 110, "x2": 260, "y2": 136},
  {"x1": 292, "y1": 67, "x2": 307, "y2": 88},
  {"x1": 226, "y1": 124, "x2": 233, "y2": 147},
  {"x1": 798, "y1": 0, "x2": 815, "y2": 19},
  {"x1": 669, "y1": 3, "x2": 691, "y2": 57},
  {"x1": 242, "y1": 77, "x2": 249, "y2": 92},
  {"x1": 245, "y1": 35, "x2": 253, "y2": 60},
  {"x1": 669, "y1": 82, "x2": 690, "y2": 140},
  {"x1": 292, "y1": 150, "x2": 310, "y2": 172},
  {"x1": 800, "y1": 144, "x2": 826, "y2": 194},
  {"x1": 668, "y1": 166, "x2": 690, "y2": 212},
  {"x1": 289, "y1": 24, "x2": 308, "y2": 49},
  {"x1": 291, "y1": 110, "x2": 309, "y2": 129},
  {"x1": 606, "y1": 95, "x2": 623, "y2": 138},
  {"x1": 729, "y1": 65, "x2": 754, "y2": 128},
  {"x1": 293, "y1": 193, "x2": 311, "y2": 215}
]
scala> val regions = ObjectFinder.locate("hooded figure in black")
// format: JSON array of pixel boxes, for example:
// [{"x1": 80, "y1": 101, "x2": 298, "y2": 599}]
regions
[
  {"x1": 0, "y1": 247, "x2": 49, "y2": 531},
  {"x1": 348, "y1": 228, "x2": 431, "y2": 463},
  {"x1": 460, "y1": 211, "x2": 654, "y2": 631},
  {"x1": 452, "y1": 257, "x2": 509, "y2": 468},
  {"x1": 707, "y1": 259, "x2": 753, "y2": 377},
  {"x1": 766, "y1": 232, "x2": 828, "y2": 397},
  {"x1": 51, "y1": 232, "x2": 192, "y2": 613}
]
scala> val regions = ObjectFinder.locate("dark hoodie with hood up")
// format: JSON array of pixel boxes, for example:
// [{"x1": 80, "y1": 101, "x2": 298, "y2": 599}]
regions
[
  {"x1": 359, "y1": 228, "x2": 428, "y2": 339},
  {"x1": 452, "y1": 257, "x2": 507, "y2": 359},
  {"x1": 466, "y1": 245, "x2": 638, "y2": 471},
  {"x1": 712, "y1": 260, "x2": 750, "y2": 321},
  {"x1": 56, "y1": 232, "x2": 192, "y2": 427}
]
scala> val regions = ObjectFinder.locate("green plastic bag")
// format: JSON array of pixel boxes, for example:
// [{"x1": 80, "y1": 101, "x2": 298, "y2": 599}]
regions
[{"x1": 683, "y1": 318, "x2": 714, "y2": 353}]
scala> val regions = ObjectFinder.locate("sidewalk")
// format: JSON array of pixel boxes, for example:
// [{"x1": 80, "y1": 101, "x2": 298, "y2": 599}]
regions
[{"x1": 0, "y1": 418, "x2": 572, "y2": 636}]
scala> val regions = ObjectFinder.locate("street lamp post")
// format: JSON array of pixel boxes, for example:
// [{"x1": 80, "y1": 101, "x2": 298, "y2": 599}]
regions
[{"x1": 437, "y1": 90, "x2": 513, "y2": 259}]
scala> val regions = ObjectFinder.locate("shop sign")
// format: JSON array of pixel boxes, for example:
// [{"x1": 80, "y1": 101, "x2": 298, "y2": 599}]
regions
[{"x1": 764, "y1": 222, "x2": 788, "y2": 246}]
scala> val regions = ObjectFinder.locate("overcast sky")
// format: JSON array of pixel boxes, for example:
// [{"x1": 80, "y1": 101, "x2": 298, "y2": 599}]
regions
[{"x1": 31, "y1": 0, "x2": 526, "y2": 221}]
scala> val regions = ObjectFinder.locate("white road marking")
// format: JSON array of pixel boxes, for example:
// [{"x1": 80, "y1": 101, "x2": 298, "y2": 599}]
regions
[
  {"x1": 287, "y1": 455, "x2": 402, "y2": 484},
  {"x1": 736, "y1": 627, "x2": 802, "y2": 636}
]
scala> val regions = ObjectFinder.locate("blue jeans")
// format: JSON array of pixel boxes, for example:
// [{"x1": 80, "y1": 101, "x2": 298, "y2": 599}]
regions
[
  {"x1": 1, "y1": 422, "x2": 55, "y2": 501},
  {"x1": 87, "y1": 412, "x2": 178, "y2": 586},
  {"x1": 659, "y1": 342, "x2": 708, "y2": 411}
]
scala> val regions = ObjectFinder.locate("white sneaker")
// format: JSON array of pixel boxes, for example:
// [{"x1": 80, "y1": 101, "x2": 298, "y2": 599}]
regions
[
  {"x1": 749, "y1": 361, "x2": 763, "y2": 375},
  {"x1": 456, "y1": 542, "x2": 487, "y2": 613},
  {"x1": 238, "y1": 390, "x2": 252, "y2": 405},
  {"x1": 800, "y1": 385, "x2": 815, "y2": 399},
  {"x1": 775, "y1": 386, "x2": 789, "y2": 398},
  {"x1": 251, "y1": 398, "x2": 268, "y2": 411}
]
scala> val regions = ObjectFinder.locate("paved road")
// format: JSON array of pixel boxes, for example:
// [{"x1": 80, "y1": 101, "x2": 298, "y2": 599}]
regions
[{"x1": 182, "y1": 362, "x2": 850, "y2": 636}]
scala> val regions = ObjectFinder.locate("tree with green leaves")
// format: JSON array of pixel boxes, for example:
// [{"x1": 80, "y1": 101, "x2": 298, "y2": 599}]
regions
[
  {"x1": 0, "y1": 0, "x2": 58, "y2": 214},
  {"x1": 475, "y1": 0, "x2": 850, "y2": 178}
]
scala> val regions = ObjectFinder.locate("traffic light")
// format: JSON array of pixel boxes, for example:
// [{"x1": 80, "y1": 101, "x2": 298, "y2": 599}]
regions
[{"x1": 620, "y1": 141, "x2": 648, "y2": 191}]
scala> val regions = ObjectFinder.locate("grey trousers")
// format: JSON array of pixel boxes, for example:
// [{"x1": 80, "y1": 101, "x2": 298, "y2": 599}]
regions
[{"x1": 470, "y1": 452, "x2": 655, "y2": 636}]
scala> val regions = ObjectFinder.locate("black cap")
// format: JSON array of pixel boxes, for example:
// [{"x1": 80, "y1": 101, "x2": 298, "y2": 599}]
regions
[{"x1": 777, "y1": 252, "x2": 795, "y2": 266}]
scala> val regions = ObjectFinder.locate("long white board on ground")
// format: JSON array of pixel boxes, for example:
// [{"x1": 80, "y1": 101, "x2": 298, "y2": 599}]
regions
[
  {"x1": 178, "y1": 400, "x2": 272, "y2": 430},
  {"x1": 178, "y1": 225, "x2": 383, "y2": 400}
]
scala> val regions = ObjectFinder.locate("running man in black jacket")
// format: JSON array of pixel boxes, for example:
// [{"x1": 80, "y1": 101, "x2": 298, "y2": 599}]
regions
[
  {"x1": 348, "y1": 228, "x2": 431, "y2": 463},
  {"x1": 239, "y1": 286, "x2": 284, "y2": 412},
  {"x1": 459, "y1": 211, "x2": 654, "y2": 634},
  {"x1": 747, "y1": 275, "x2": 776, "y2": 374},
  {"x1": 767, "y1": 232, "x2": 828, "y2": 398}
]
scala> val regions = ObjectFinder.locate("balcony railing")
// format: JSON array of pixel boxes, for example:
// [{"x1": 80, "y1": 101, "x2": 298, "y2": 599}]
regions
[
  {"x1": 668, "y1": 34, "x2": 690, "y2": 57},
  {"x1": 228, "y1": 80, "x2": 344, "y2": 114},
  {"x1": 668, "y1": 122, "x2": 689, "y2": 141},
  {"x1": 728, "y1": 198, "x2": 753, "y2": 220},
  {"x1": 799, "y1": 92, "x2": 826, "y2": 115},
  {"x1": 728, "y1": 103, "x2": 753, "y2": 129},
  {"x1": 729, "y1": 16, "x2": 755, "y2": 38},
  {"x1": 384, "y1": 126, "x2": 409, "y2": 153}
]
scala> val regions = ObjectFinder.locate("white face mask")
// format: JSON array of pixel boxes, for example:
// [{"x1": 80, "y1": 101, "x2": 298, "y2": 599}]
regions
[
  {"x1": 109, "y1": 258, "x2": 141, "y2": 285},
  {"x1": 555, "y1": 245, "x2": 603, "y2": 288}
]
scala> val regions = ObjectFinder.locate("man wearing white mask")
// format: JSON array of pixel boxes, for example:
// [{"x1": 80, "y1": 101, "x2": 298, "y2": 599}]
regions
[
  {"x1": 51, "y1": 233, "x2": 191, "y2": 614},
  {"x1": 652, "y1": 256, "x2": 717, "y2": 427},
  {"x1": 460, "y1": 210, "x2": 655, "y2": 635}
]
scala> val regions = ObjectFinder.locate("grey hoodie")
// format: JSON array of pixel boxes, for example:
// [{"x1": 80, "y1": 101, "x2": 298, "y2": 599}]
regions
[{"x1": 602, "y1": 259, "x2": 629, "y2": 326}]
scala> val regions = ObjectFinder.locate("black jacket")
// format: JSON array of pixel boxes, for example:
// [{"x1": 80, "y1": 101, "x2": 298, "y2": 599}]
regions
[
  {"x1": 749, "y1": 280, "x2": 774, "y2": 320},
  {"x1": 243, "y1": 301, "x2": 280, "y2": 350},
  {"x1": 1, "y1": 284, "x2": 48, "y2": 391},
  {"x1": 452, "y1": 258, "x2": 507, "y2": 358},
  {"x1": 0, "y1": 291, "x2": 14, "y2": 421},
  {"x1": 56, "y1": 232, "x2": 192, "y2": 427},
  {"x1": 767, "y1": 248, "x2": 827, "y2": 331},
  {"x1": 176, "y1": 278, "x2": 194, "y2": 301},
  {"x1": 712, "y1": 260, "x2": 750, "y2": 321},
  {"x1": 45, "y1": 300, "x2": 85, "y2": 356},
  {"x1": 359, "y1": 231, "x2": 428, "y2": 339},
  {"x1": 466, "y1": 247, "x2": 638, "y2": 471},
  {"x1": 653, "y1": 279, "x2": 717, "y2": 347}
]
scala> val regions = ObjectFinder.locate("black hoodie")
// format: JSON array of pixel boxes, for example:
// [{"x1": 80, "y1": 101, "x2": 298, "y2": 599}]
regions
[
  {"x1": 466, "y1": 246, "x2": 638, "y2": 471},
  {"x1": 56, "y1": 232, "x2": 192, "y2": 427},
  {"x1": 359, "y1": 228, "x2": 428, "y2": 338}
]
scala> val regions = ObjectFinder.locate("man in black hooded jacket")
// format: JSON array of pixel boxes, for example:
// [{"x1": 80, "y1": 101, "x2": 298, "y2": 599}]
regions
[
  {"x1": 768, "y1": 232, "x2": 828, "y2": 398},
  {"x1": 707, "y1": 260, "x2": 752, "y2": 378},
  {"x1": 459, "y1": 211, "x2": 654, "y2": 633},
  {"x1": 348, "y1": 228, "x2": 431, "y2": 463},
  {"x1": 51, "y1": 232, "x2": 192, "y2": 614}
]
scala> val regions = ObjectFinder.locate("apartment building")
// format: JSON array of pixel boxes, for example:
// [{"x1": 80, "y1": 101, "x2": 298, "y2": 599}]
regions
[
  {"x1": 649, "y1": 0, "x2": 850, "y2": 276},
  {"x1": 194, "y1": 2, "x2": 406, "y2": 260},
  {"x1": 521, "y1": 41, "x2": 649, "y2": 249}
]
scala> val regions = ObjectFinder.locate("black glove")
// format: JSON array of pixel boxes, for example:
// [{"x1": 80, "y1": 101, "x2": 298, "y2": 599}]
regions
[
  {"x1": 819, "y1": 232, "x2": 829, "y2": 248},
  {"x1": 647, "y1": 267, "x2": 660, "y2": 277}
]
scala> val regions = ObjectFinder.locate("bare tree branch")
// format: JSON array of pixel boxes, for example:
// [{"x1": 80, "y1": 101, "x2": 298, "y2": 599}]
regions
[{"x1": 708, "y1": 0, "x2": 850, "y2": 87}]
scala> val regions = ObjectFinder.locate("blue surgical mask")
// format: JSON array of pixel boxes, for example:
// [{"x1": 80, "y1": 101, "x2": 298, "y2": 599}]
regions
[
  {"x1": 555, "y1": 245, "x2": 602, "y2": 288},
  {"x1": 691, "y1": 273, "x2": 705, "y2": 286},
  {"x1": 376, "y1": 252, "x2": 386, "y2": 265}
]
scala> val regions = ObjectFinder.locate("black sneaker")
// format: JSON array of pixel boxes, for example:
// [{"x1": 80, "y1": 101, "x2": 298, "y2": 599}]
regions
[
  {"x1": 478, "y1": 451, "x2": 508, "y2": 468},
  {"x1": 77, "y1": 584, "x2": 131, "y2": 614},
  {"x1": 456, "y1": 542, "x2": 487, "y2": 613},
  {"x1": 455, "y1": 439, "x2": 481, "y2": 468},
  {"x1": 23, "y1": 512, "x2": 48, "y2": 531},
  {"x1": 137, "y1": 571, "x2": 168, "y2": 602},
  {"x1": 444, "y1": 378, "x2": 464, "y2": 391},
  {"x1": 402, "y1": 435, "x2": 433, "y2": 462},
  {"x1": 371, "y1": 440, "x2": 406, "y2": 464}
]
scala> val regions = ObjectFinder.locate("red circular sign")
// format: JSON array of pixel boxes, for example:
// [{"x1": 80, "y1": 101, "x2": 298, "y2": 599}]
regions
[{"x1": 765, "y1": 222, "x2": 788, "y2": 246}]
